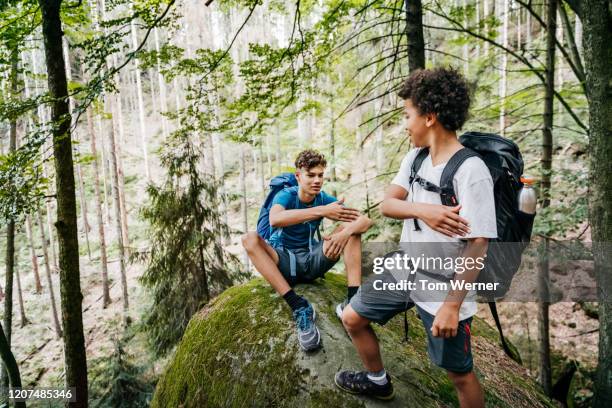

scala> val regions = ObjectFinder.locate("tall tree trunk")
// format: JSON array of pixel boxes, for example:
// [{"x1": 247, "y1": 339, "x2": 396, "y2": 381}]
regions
[
  {"x1": 154, "y1": 27, "x2": 169, "y2": 139},
  {"x1": 37, "y1": 210, "x2": 63, "y2": 339},
  {"x1": 30, "y1": 44, "x2": 59, "y2": 273},
  {"x1": 2, "y1": 47, "x2": 18, "y2": 390},
  {"x1": 240, "y1": 145, "x2": 250, "y2": 270},
  {"x1": 265, "y1": 133, "x2": 273, "y2": 177},
  {"x1": 105, "y1": 94, "x2": 129, "y2": 318},
  {"x1": 526, "y1": 2, "x2": 532, "y2": 46},
  {"x1": 62, "y1": 39, "x2": 92, "y2": 260},
  {"x1": 462, "y1": 0, "x2": 469, "y2": 74},
  {"x1": 25, "y1": 216, "x2": 43, "y2": 293},
  {"x1": 95, "y1": 117, "x2": 112, "y2": 224},
  {"x1": 21, "y1": 52, "x2": 44, "y2": 295},
  {"x1": 405, "y1": 0, "x2": 426, "y2": 72},
  {"x1": 257, "y1": 145, "x2": 266, "y2": 200},
  {"x1": 15, "y1": 255, "x2": 29, "y2": 327},
  {"x1": 213, "y1": 132, "x2": 230, "y2": 245},
  {"x1": 328, "y1": 104, "x2": 338, "y2": 198},
  {"x1": 538, "y1": 0, "x2": 557, "y2": 397},
  {"x1": 275, "y1": 124, "x2": 282, "y2": 172},
  {"x1": 579, "y1": 0, "x2": 612, "y2": 405},
  {"x1": 38, "y1": 1, "x2": 88, "y2": 405},
  {"x1": 499, "y1": 0, "x2": 509, "y2": 136},
  {"x1": 111, "y1": 55, "x2": 130, "y2": 251},
  {"x1": 0, "y1": 323, "x2": 24, "y2": 408},
  {"x1": 130, "y1": 16, "x2": 151, "y2": 181},
  {"x1": 484, "y1": 0, "x2": 490, "y2": 55},
  {"x1": 86, "y1": 105, "x2": 111, "y2": 308}
]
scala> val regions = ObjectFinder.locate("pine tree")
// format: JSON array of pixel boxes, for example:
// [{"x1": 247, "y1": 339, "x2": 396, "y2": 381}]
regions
[{"x1": 138, "y1": 130, "x2": 243, "y2": 355}]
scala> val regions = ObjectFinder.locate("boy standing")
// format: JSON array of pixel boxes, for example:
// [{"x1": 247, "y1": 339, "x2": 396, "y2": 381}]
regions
[
  {"x1": 242, "y1": 150, "x2": 372, "y2": 352},
  {"x1": 335, "y1": 68, "x2": 497, "y2": 406}
]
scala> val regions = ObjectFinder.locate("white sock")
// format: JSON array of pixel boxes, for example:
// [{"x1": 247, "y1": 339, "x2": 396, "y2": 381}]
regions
[{"x1": 367, "y1": 369, "x2": 388, "y2": 385}]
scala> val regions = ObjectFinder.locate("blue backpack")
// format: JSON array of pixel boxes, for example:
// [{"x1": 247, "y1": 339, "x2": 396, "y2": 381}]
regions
[{"x1": 256, "y1": 173, "x2": 298, "y2": 240}]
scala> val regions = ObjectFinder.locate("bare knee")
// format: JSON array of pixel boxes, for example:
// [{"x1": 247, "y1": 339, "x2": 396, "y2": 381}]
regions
[
  {"x1": 447, "y1": 370, "x2": 475, "y2": 389},
  {"x1": 342, "y1": 307, "x2": 369, "y2": 333},
  {"x1": 241, "y1": 232, "x2": 261, "y2": 253}
]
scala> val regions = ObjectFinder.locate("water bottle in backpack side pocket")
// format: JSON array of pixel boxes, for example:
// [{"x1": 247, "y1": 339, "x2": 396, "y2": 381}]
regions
[{"x1": 519, "y1": 176, "x2": 537, "y2": 214}]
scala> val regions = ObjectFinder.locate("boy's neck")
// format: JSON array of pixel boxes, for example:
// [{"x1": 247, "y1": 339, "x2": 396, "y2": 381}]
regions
[
  {"x1": 298, "y1": 187, "x2": 316, "y2": 204},
  {"x1": 428, "y1": 127, "x2": 463, "y2": 166}
]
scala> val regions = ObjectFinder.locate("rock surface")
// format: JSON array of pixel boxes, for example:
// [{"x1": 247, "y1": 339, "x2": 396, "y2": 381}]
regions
[{"x1": 152, "y1": 273, "x2": 554, "y2": 407}]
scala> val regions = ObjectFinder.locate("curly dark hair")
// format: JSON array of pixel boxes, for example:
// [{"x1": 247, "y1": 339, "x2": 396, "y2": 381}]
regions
[
  {"x1": 295, "y1": 150, "x2": 327, "y2": 170},
  {"x1": 398, "y1": 67, "x2": 471, "y2": 131}
]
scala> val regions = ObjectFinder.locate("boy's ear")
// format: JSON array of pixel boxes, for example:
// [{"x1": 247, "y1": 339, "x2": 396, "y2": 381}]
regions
[{"x1": 425, "y1": 112, "x2": 437, "y2": 127}]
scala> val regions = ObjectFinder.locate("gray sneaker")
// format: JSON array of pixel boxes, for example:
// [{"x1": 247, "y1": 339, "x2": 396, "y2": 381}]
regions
[{"x1": 293, "y1": 303, "x2": 321, "y2": 351}]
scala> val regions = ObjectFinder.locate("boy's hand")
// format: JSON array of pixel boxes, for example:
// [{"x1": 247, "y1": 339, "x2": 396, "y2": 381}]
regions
[
  {"x1": 323, "y1": 229, "x2": 352, "y2": 259},
  {"x1": 431, "y1": 304, "x2": 460, "y2": 338},
  {"x1": 323, "y1": 197, "x2": 360, "y2": 222},
  {"x1": 419, "y1": 204, "x2": 470, "y2": 238}
]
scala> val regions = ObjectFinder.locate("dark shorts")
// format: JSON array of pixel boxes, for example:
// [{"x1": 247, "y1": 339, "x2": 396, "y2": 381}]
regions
[
  {"x1": 273, "y1": 241, "x2": 339, "y2": 286},
  {"x1": 350, "y1": 279, "x2": 474, "y2": 373}
]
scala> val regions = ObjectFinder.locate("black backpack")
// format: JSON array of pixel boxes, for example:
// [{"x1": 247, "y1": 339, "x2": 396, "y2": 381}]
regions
[{"x1": 409, "y1": 131, "x2": 535, "y2": 361}]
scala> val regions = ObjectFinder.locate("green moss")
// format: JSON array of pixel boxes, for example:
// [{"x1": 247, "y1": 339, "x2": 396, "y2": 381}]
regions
[
  {"x1": 152, "y1": 279, "x2": 302, "y2": 407},
  {"x1": 153, "y1": 274, "x2": 555, "y2": 408}
]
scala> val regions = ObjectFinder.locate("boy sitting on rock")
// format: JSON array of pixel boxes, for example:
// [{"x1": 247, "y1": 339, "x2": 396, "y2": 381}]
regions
[{"x1": 242, "y1": 150, "x2": 372, "y2": 352}]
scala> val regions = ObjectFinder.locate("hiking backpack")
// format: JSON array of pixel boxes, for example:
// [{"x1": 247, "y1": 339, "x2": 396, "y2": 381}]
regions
[
  {"x1": 409, "y1": 131, "x2": 536, "y2": 361},
  {"x1": 256, "y1": 173, "x2": 298, "y2": 240}
]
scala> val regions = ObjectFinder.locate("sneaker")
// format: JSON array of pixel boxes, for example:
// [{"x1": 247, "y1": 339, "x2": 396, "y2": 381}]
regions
[
  {"x1": 293, "y1": 303, "x2": 321, "y2": 351},
  {"x1": 334, "y1": 370, "x2": 394, "y2": 401},
  {"x1": 335, "y1": 299, "x2": 348, "y2": 321}
]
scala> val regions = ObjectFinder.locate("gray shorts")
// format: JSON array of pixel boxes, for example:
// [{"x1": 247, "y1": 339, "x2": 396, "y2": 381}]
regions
[
  {"x1": 350, "y1": 273, "x2": 474, "y2": 373},
  {"x1": 273, "y1": 241, "x2": 338, "y2": 286}
]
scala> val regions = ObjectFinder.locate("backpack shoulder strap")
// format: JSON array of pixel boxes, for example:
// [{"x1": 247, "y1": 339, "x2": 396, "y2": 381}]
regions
[
  {"x1": 488, "y1": 302, "x2": 521, "y2": 363},
  {"x1": 410, "y1": 147, "x2": 430, "y2": 183},
  {"x1": 438, "y1": 148, "x2": 480, "y2": 206}
]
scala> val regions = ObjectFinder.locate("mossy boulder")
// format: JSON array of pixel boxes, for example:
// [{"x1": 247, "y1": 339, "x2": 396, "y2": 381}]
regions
[{"x1": 152, "y1": 273, "x2": 555, "y2": 407}]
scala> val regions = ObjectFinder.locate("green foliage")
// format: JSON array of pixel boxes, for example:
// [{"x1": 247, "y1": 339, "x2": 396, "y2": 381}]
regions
[
  {"x1": 89, "y1": 334, "x2": 155, "y2": 408},
  {"x1": 136, "y1": 129, "x2": 248, "y2": 356},
  {"x1": 0, "y1": 129, "x2": 47, "y2": 224}
]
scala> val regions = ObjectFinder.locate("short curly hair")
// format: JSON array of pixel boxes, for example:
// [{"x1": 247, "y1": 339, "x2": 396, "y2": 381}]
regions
[
  {"x1": 295, "y1": 150, "x2": 327, "y2": 170},
  {"x1": 398, "y1": 67, "x2": 471, "y2": 131}
]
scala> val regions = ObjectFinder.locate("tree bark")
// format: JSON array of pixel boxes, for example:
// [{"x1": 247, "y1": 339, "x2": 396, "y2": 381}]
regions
[
  {"x1": 275, "y1": 124, "x2": 282, "y2": 172},
  {"x1": 15, "y1": 257, "x2": 29, "y2": 328},
  {"x1": 580, "y1": 0, "x2": 612, "y2": 405},
  {"x1": 86, "y1": 105, "x2": 111, "y2": 308},
  {"x1": 25, "y1": 216, "x2": 43, "y2": 293},
  {"x1": 240, "y1": 145, "x2": 250, "y2": 270},
  {"x1": 111, "y1": 55, "x2": 130, "y2": 251},
  {"x1": 95, "y1": 116, "x2": 112, "y2": 224},
  {"x1": 38, "y1": 0, "x2": 88, "y2": 404},
  {"x1": 0, "y1": 323, "x2": 24, "y2": 408},
  {"x1": 130, "y1": 16, "x2": 151, "y2": 181},
  {"x1": 154, "y1": 27, "x2": 169, "y2": 139},
  {"x1": 500, "y1": 0, "x2": 509, "y2": 136},
  {"x1": 2, "y1": 47, "x2": 18, "y2": 390},
  {"x1": 538, "y1": 0, "x2": 557, "y2": 397},
  {"x1": 62, "y1": 39, "x2": 92, "y2": 260},
  {"x1": 105, "y1": 94, "x2": 129, "y2": 317},
  {"x1": 405, "y1": 0, "x2": 425, "y2": 72},
  {"x1": 30, "y1": 44, "x2": 59, "y2": 273},
  {"x1": 36, "y1": 210, "x2": 63, "y2": 339}
]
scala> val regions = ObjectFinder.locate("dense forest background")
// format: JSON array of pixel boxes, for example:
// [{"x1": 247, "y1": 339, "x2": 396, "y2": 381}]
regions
[{"x1": 0, "y1": 0, "x2": 609, "y2": 407}]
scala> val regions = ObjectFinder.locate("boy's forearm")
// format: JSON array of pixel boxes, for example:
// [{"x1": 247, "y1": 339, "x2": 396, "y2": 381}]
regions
[
  {"x1": 381, "y1": 198, "x2": 425, "y2": 220},
  {"x1": 342, "y1": 215, "x2": 373, "y2": 235},
  {"x1": 269, "y1": 207, "x2": 325, "y2": 227},
  {"x1": 443, "y1": 238, "x2": 489, "y2": 309}
]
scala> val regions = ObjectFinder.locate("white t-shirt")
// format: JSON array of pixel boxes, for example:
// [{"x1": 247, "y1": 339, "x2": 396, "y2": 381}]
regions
[{"x1": 391, "y1": 147, "x2": 498, "y2": 320}]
